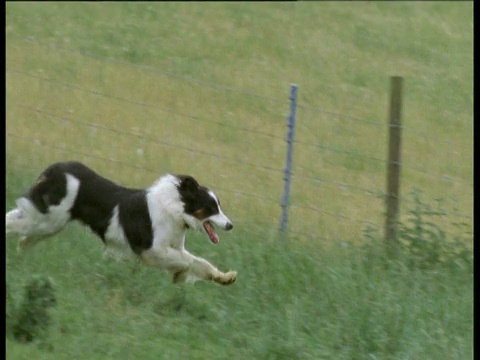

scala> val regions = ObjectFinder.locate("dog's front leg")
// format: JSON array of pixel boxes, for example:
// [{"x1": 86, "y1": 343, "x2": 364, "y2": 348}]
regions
[
  {"x1": 174, "y1": 252, "x2": 237, "y2": 285},
  {"x1": 141, "y1": 248, "x2": 236, "y2": 285}
]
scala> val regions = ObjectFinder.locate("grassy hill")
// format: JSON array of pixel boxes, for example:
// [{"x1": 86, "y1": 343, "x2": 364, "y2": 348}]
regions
[{"x1": 6, "y1": 2, "x2": 472, "y2": 359}]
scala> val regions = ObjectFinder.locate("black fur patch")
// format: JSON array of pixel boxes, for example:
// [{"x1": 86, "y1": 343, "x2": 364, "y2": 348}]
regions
[
  {"x1": 176, "y1": 175, "x2": 220, "y2": 220},
  {"x1": 24, "y1": 165, "x2": 68, "y2": 214},
  {"x1": 118, "y1": 191, "x2": 153, "y2": 255},
  {"x1": 30, "y1": 162, "x2": 152, "y2": 253}
]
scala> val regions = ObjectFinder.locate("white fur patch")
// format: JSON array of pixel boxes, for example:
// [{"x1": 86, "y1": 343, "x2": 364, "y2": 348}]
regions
[
  {"x1": 104, "y1": 205, "x2": 135, "y2": 259},
  {"x1": 146, "y1": 175, "x2": 190, "y2": 249},
  {"x1": 6, "y1": 173, "x2": 80, "y2": 238},
  {"x1": 207, "y1": 190, "x2": 232, "y2": 229}
]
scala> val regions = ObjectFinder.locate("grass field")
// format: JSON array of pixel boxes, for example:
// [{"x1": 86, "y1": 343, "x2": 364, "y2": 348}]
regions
[{"x1": 6, "y1": 2, "x2": 473, "y2": 359}]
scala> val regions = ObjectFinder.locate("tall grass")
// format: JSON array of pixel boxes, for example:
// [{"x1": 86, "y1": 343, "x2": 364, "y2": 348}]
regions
[
  {"x1": 6, "y1": 223, "x2": 472, "y2": 359},
  {"x1": 6, "y1": 168, "x2": 472, "y2": 359}
]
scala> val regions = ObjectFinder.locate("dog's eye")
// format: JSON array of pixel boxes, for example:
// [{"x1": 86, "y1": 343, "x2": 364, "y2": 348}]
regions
[{"x1": 207, "y1": 201, "x2": 219, "y2": 214}]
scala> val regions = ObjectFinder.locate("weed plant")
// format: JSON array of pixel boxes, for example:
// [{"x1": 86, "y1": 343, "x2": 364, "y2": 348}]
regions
[{"x1": 12, "y1": 275, "x2": 57, "y2": 344}]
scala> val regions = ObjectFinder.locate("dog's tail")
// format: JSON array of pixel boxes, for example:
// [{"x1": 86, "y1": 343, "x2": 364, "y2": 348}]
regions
[
  {"x1": 6, "y1": 207, "x2": 25, "y2": 236},
  {"x1": 6, "y1": 206, "x2": 49, "y2": 252}
]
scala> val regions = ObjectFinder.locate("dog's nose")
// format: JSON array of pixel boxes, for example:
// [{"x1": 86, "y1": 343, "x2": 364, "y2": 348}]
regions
[{"x1": 225, "y1": 223, "x2": 233, "y2": 231}]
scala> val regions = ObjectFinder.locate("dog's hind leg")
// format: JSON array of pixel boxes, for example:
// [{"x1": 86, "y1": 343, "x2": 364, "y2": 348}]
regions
[{"x1": 17, "y1": 235, "x2": 49, "y2": 252}]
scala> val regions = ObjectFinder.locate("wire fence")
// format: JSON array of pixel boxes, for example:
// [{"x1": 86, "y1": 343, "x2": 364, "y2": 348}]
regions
[{"x1": 6, "y1": 35, "x2": 473, "y2": 243}]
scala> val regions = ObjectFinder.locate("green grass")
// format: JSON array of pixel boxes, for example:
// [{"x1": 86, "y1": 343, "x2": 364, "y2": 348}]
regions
[
  {"x1": 5, "y1": 202, "x2": 472, "y2": 359},
  {"x1": 5, "y1": 166, "x2": 474, "y2": 359},
  {"x1": 6, "y1": 2, "x2": 473, "y2": 359}
]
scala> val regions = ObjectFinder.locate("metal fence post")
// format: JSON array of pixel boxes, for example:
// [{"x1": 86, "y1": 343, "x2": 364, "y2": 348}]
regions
[
  {"x1": 385, "y1": 76, "x2": 403, "y2": 244},
  {"x1": 280, "y1": 84, "x2": 298, "y2": 232}
]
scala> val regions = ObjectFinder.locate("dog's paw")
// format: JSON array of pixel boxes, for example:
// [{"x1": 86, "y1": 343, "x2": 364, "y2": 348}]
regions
[{"x1": 214, "y1": 271, "x2": 237, "y2": 286}]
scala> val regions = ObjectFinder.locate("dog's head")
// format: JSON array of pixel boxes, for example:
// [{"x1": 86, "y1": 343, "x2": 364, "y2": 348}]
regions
[{"x1": 176, "y1": 175, "x2": 233, "y2": 244}]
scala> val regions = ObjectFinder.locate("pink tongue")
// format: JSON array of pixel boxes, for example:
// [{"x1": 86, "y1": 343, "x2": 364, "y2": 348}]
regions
[{"x1": 204, "y1": 221, "x2": 219, "y2": 244}]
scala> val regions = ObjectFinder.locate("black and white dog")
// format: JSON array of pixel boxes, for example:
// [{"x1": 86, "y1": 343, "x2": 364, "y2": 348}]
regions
[{"x1": 6, "y1": 161, "x2": 237, "y2": 285}]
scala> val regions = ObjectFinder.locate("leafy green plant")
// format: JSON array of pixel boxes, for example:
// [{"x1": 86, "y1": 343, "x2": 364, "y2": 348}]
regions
[
  {"x1": 397, "y1": 190, "x2": 472, "y2": 270},
  {"x1": 13, "y1": 275, "x2": 57, "y2": 343}
]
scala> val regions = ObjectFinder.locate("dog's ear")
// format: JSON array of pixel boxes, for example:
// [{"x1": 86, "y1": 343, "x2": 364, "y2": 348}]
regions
[{"x1": 177, "y1": 175, "x2": 200, "y2": 191}]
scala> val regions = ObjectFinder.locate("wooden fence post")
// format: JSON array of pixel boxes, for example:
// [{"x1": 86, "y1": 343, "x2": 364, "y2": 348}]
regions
[{"x1": 385, "y1": 76, "x2": 403, "y2": 244}]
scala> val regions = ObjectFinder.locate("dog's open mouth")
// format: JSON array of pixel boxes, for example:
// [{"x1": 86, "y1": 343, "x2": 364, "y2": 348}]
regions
[{"x1": 203, "y1": 221, "x2": 219, "y2": 244}]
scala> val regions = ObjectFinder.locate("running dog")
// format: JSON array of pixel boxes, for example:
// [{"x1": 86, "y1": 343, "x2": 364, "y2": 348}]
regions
[{"x1": 6, "y1": 161, "x2": 237, "y2": 285}]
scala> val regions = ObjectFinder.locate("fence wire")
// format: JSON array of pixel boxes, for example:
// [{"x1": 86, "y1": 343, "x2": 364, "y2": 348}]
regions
[{"x1": 6, "y1": 36, "x2": 473, "y2": 239}]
